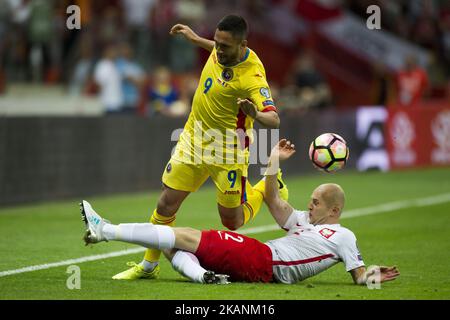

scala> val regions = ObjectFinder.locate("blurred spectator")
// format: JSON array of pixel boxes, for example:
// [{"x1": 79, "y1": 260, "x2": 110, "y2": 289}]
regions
[
  {"x1": 427, "y1": 50, "x2": 448, "y2": 98},
  {"x1": 0, "y1": 1, "x2": 8, "y2": 92},
  {"x1": 3, "y1": 0, "x2": 31, "y2": 82},
  {"x1": 395, "y1": 55, "x2": 429, "y2": 107},
  {"x1": 151, "y1": 0, "x2": 176, "y2": 68},
  {"x1": 94, "y1": 44, "x2": 124, "y2": 114},
  {"x1": 372, "y1": 62, "x2": 391, "y2": 106},
  {"x1": 280, "y1": 51, "x2": 332, "y2": 115},
  {"x1": 116, "y1": 42, "x2": 146, "y2": 113},
  {"x1": 410, "y1": 6, "x2": 441, "y2": 51},
  {"x1": 28, "y1": 0, "x2": 60, "y2": 83},
  {"x1": 440, "y1": 2, "x2": 450, "y2": 78},
  {"x1": 69, "y1": 42, "x2": 95, "y2": 96},
  {"x1": 148, "y1": 66, "x2": 179, "y2": 117},
  {"x1": 169, "y1": 0, "x2": 206, "y2": 72},
  {"x1": 121, "y1": 0, "x2": 156, "y2": 69},
  {"x1": 98, "y1": 5, "x2": 124, "y2": 48},
  {"x1": 168, "y1": 73, "x2": 197, "y2": 117}
]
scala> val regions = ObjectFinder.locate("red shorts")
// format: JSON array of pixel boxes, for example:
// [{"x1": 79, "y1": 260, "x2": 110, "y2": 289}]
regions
[{"x1": 195, "y1": 230, "x2": 273, "y2": 283}]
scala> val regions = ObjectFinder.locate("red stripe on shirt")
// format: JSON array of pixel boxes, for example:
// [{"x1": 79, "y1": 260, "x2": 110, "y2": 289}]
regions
[
  {"x1": 240, "y1": 176, "x2": 248, "y2": 205},
  {"x1": 262, "y1": 106, "x2": 277, "y2": 113},
  {"x1": 236, "y1": 108, "x2": 249, "y2": 149},
  {"x1": 272, "y1": 254, "x2": 334, "y2": 266}
]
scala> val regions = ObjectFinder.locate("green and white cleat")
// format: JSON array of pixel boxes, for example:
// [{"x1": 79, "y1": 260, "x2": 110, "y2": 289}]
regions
[
  {"x1": 112, "y1": 262, "x2": 160, "y2": 280},
  {"x1": 80, "y1": 200, "x2": 108, "y2": 245}
]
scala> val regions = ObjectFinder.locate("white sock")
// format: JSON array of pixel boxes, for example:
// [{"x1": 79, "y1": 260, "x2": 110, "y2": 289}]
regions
[
  {"x1": 102, "y1": 224, "x2": 119, "y2": 241},
  {"x1": 102, "y1": 223, "x2": 175, "y2": 249},
  {"x1": 171, "y1": 251, "x2": 207, "y2": 283},
  {"x1": 140, "y1": 259, "x2": 159, "y2": 272}
]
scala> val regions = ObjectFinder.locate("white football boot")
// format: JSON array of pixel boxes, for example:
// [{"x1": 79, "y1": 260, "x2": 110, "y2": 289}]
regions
[{"x1": 80, "y1": 200, "x2": 109, "y2": 245}]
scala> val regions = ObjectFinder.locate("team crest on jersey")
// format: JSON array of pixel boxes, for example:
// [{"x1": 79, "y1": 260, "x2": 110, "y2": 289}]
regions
[
  {"x1": 259, "y1": 87, "x2": 270, "y2": 98},
  {"x1": 319, "y1": 228, "x2": 336, "y2": 239},
  {"x1": 221, "y1": 68, "x2": 234, "y2": 81}
]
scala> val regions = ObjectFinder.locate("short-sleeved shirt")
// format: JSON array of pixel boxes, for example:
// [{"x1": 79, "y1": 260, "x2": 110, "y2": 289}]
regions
[
  {"x1": 265, "y1": 210, "x2": 365, "y2": 284},
  {"x1": 94, "y1": 60, "x2": 123, "y2": 111},
  {"x1": 173, "y1": 47, "x2": 277, "y2": 167}
]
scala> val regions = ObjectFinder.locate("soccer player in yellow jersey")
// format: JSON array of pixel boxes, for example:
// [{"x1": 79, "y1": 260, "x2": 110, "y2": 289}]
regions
[{"x1": 113, "y1": 15, "x2": 288, "y2": 280}]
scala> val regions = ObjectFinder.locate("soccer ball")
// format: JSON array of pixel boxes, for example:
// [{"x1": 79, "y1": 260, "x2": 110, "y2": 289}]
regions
[{"x1": 309, "y1": 133, "x2": 349, "y2": 173}]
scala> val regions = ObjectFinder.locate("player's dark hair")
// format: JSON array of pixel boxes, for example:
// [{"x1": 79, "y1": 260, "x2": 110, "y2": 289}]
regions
[{"x1": 217, "y1": 15, "x2": 248, "y2": 41}]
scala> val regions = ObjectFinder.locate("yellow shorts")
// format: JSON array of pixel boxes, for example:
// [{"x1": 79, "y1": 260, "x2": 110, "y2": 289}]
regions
[{"x1": 162, "y1": 158, "x2": 248, "y2": 208}]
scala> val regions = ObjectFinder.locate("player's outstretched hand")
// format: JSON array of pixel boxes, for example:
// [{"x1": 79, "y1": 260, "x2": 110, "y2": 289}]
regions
[
  {"x1": 237, "y1": 98, "x2": 257, "y2": 119},
  {"x1": 169, "y1": 24, "x2": 197, "y2": 41},
  {"x1": 271, "y1": 139, "x2": 296, "y2": 162},
  {"x1": 370, "y1": 265, "x2": 400, "y2": 283}
]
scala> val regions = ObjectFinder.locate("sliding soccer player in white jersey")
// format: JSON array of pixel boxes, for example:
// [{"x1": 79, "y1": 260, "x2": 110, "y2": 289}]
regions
[{"x1": 80, "y1": 139, "x2": 400, "y2": 285}]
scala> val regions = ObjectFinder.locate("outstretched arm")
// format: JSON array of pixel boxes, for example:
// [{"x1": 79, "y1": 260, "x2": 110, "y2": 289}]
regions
[
  {"x1": 264, "y1": 139, "x2": 295, "y2": 226},
  {"x1": 350, "y1": 265, "x2": 400, "y2": 285},
  {"x1": 170, "y1": 24, "x2": 215, "y2": 52},
  {"x1": 237, "y1": 98, "x2": 280, "y2": 129}
]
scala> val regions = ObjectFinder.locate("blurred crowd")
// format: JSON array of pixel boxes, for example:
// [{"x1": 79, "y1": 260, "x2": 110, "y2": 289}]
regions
[
  {"x1": 348, "y1": 0, "x2": 450, "y2": 103},
  {"x1": 0, "y1": 0, "x2": 210, "y2": 116},
  {"x1": 0, "y1": 0, "x2": 449, "y2": 116}
]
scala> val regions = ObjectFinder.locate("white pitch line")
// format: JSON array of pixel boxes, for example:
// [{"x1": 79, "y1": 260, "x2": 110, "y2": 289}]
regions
[
  {"x1": 1, "y1": 192, "x2": 450, "y2": 278},
  {"x1": 0, "y1": 248, "x2": 146, "y2": 277}
]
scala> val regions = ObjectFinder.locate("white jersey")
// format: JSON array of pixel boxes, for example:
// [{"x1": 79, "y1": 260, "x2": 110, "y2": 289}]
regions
[
  {"x1": 94, "y1": 59, "x2": 123, "y2": 112},
  {"x1": 265, "y1": 210, "x2": 365, "y2": 284}
]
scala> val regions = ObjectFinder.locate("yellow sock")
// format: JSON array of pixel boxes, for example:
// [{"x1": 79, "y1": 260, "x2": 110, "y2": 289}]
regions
[
  {"x1": 143, "y1": 209, "x2": 176, "y2": 262},
  {"x1": 242, "y1": 181, "x2": 264, "y2": 225}
]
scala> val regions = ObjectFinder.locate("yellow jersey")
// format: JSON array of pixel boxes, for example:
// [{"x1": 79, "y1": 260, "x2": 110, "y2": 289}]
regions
[{"x1": 173, "y1": 47, "x2": 277, "y2": 167}]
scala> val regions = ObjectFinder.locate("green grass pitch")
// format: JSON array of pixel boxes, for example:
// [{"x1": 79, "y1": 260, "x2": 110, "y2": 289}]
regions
[{"x1": 0, "y1": 167, "x2": 449, "y2": 300}]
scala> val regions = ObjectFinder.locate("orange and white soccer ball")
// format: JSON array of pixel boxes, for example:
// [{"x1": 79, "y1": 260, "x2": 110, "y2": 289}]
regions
[{"x1": 309, "y1": 133, "x2": 349, "y2": 173}]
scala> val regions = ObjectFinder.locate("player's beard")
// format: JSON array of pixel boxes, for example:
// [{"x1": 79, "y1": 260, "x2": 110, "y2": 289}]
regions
[
  {"x1": 218, "y1": 50, "x2": 240, "y2": 66},
  {"x1": 217, "y1": 54, "x2": 228, "y2": 65}
]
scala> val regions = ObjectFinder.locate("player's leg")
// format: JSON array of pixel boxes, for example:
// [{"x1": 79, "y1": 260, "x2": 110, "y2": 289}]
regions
[
  {"x1": 112, "y1": 159, "x2": 208, "y2": 280},
  {"x1": 215, "y1": 167, "x2": 289, "y2": 229},
  {"x1": 208, "y1": 166, "x2": 247, "y2": 229},
  {"x1": 217, "y1": 205, "x2": 244, "y2": 230},
  {"x1": 164, "y1": 249, "x2": 230, "y2": 284},
  {"x1": 210, "y1": 165, "x2": 266, "y2": 229},
  {"x1": 81, "y1": 203, "x2": 228, "y2": 284},
  {"x1": 142, "y1": 185, "x2": 190, "y2": 266},
  {"x1": 110, "y1": 186, "x2": 190, "y2": 280},
  {"x1": 81, "y1": 200, "x2": 190, "y2": 249}
]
